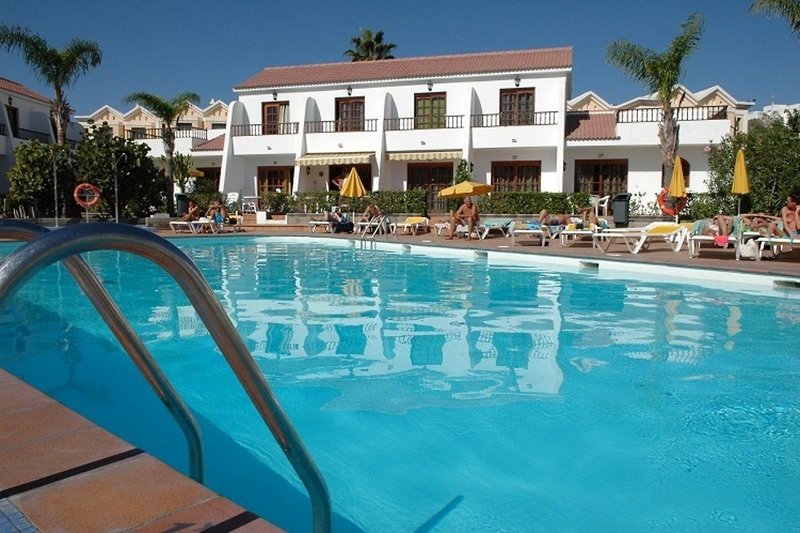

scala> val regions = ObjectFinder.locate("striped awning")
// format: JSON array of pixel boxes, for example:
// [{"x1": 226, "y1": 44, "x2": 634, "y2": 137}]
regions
[
  {"x1": 386, "y1": 150, "x2": 462, "y2": 162},
  {"x1": 295, "y1": 152, "x2": 374, "y2": 166}
]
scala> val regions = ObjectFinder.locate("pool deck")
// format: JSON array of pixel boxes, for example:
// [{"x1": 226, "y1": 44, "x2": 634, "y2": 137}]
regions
[
  {"x1": 2, "y1": 219, "x2": 799, "y2": 531},
  {"x1": 166, "y1": 220, "x2": 800, "y2": 278}
]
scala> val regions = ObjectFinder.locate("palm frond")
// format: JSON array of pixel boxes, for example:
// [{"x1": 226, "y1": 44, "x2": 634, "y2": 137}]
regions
[{"x1": 751, "y1": 0, "x2": 800, "y2": 36}]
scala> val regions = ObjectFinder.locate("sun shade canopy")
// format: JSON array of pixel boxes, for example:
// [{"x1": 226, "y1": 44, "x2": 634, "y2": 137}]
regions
[
  {"x1": 386, "y1": 150, "x2": 462, "y2": 162},
  {"x1": 296, "y1": 152, "x2": 374, "y2": 166}
]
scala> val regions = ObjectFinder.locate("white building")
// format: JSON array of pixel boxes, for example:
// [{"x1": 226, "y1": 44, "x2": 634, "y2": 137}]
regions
[
  {"x1": 210, "y1": 47, "x2": 752, "y2": 213},
  {"x1": 0, "y1": 76, "x2": 82, "y2": 195}
]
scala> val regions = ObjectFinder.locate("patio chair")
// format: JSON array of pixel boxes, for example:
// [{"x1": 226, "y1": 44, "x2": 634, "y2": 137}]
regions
[{"x1": 593, "y1": 222, "x2": 686, "y2": 254}]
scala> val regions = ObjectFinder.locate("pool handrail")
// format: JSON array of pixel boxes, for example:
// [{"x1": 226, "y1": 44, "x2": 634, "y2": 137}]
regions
[
  {"x1": 0, "y1": 221, "x2": 332, "y2": 533},
  {"x1": 0, "y1": 220, "x2": 204, "y2": 483}
]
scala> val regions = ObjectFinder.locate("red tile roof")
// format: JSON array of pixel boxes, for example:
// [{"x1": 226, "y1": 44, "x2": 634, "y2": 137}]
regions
[
  {"x1": 565, "y1": 112, "x2": 619, "y2": 141},
  {"x1": 0, "y1": 77, "x2": 51, "y2": 104},
  {"x1": 193, "y1": 134, "x2": 225, "y2": 151},
  {"x1": 236, "y1": 47, "x2": 572, "y2": 90}
]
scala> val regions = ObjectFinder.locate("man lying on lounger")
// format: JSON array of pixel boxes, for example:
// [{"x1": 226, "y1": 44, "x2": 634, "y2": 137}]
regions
[{"x1": 446, "y1": 197, "x2": 479, "y2": 240}]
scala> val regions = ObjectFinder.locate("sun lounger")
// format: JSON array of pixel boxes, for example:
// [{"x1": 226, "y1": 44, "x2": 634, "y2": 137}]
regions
[
  {"x1": 169, "y1": 221, "x2": 196, "y2": 234},
  {"x1": 755, "y1": 235, "x2": 800, "y2": 260},
  {"x1": 593, "y1": 222, "x2": 686, "y2": 254},
  {"x1": 478, "y1": 218, "x2": 514, "y2": 239},
  {"x1": 308, "y1": 220, "x2": 333, "y2": 233},
  {"x1": 191, "y1": 218, "x2": 220, "y2": 234},
  {"x1": 392, "y1": 216, "x2": 429, "y2": 235},
  {"x1": 688, "y1": 231, "x2": 760, "y2": 260}
]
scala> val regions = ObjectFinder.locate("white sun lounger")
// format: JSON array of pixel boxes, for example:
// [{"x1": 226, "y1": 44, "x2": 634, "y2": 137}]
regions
[
  {"x1": 169, "y1": 221, "x2": 196, "y2": 234},
  {"x1": 593, "y1": 222, "x2": 686, "y2": 254}
]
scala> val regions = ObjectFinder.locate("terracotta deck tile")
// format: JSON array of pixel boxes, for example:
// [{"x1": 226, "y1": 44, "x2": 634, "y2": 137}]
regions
[
  {"x1": 12, "y1": 453, "x2": 217, "y2": 531},
  {"x1": 137, "y1": 496, "x2": 282, "y2": 532},
  {"x1": 0, "y1": 399, "x2": 93, "y2": 451}
]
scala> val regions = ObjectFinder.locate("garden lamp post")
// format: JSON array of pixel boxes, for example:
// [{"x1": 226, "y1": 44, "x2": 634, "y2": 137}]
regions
[
  {"x1": 113, "y1": 153, "x2": 127, "y2": 223},
  {"x1": 52, "y1": 149, "x2": 68, "y2": 228}
]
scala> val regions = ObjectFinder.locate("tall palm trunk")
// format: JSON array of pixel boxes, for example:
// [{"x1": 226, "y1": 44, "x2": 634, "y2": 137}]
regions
[{"x1": 658, "y1": 103, "x2": 680, "y2": 188}]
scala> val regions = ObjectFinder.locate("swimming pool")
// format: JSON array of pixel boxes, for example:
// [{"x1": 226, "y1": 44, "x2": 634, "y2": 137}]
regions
[{"x1": 1, "y1": 236, "x2": 799, "y2": 531}]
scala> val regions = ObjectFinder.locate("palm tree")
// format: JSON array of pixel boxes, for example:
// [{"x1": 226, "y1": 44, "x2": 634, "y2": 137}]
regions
[
  {"x1": 751, "y1": 0, "x2": 800, "y2": 37},
  {"x1": 606, "y1": 13, "x2": 704, "y2": 188},
  {"x1": 0, "y1": 25, "x2": 102, "y2": 146},
  {"x1": 345, "y1": 28, "x2": 397, "y2": 61},
  {"x1": 123, "y1": 91, "x2": 200, "y2": 193}
]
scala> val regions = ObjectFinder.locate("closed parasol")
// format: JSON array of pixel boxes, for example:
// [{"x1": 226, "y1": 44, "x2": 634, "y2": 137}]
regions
[{"x1": 732, "y1": 148, "x2": 749, "y2": 214}]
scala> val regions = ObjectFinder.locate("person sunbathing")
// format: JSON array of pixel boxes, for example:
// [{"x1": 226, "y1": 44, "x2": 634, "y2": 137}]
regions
[
  {"x1": 538, "y1": 209, "x2": 571, "y2": 227},
  {"x1": 446, "y1": 197, "x2": 479, "y2": 240}
]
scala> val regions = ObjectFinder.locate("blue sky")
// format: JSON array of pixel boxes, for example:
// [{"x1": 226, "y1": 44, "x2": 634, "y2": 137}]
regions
[{"x1": 2, "y1": 0, "x2": 797, "y2": 115}]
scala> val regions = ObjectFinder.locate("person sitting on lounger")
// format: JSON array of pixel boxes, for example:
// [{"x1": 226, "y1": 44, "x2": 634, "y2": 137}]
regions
[
  {"x1": 360, "y1": 203, "x2": 381, "y2": 223},
  {"x1": 767, "y1": 191, "x2": 800, "y2": 239},
  {"x1": 180, "y1": 199, "x2": 199, "y2": 221},
  {"x1": 446, "y1": 197, "x2": 480, "y2": 240}
]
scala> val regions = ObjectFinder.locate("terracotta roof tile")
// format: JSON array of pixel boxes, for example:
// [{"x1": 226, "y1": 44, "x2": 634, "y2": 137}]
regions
[
  {"x1": 193, "y1": 134, "x2": 225, "y2": 151},
  {"x1": 236, "y1": 47, "x2": 572, "y2": 90},
  {"x1": 0, "y1": 77, "x2": 51, "y2": 104},
  {"x1": 565, "y1": 111, "x2": 618, "y2": 141}
]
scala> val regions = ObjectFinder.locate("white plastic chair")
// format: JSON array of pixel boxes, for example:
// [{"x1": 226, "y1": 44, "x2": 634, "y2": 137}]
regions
[
  {"x1": 591, "y1": 195, "x2": 610, "y2": 217},
  {"x1": 225, "y1": 192, "x2": 240, "y2": 212}
]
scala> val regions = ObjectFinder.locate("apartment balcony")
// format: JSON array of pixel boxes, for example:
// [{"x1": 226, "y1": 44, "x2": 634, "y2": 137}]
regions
[
  {"x1": 230, "y1": 122, "x2": 299, "y2": 155},
  {"x1": 384, "y1": 115, "x2": 464, "y2": 153},
  {"x1": 471, "y1": 111, "x2": 561, "y2": 149},
  {"x1": 17, "y1": 127, "x2": 52, "y2": 143},
  {"x1": 304, "y1": 119, "x2": 380, "y2": 153},
  {"x1": 125, "y1": 127, "x2": 208, "y2": 141},
  {"x1": 616, "y1": 105, "x2": 731, "y2": 145}
]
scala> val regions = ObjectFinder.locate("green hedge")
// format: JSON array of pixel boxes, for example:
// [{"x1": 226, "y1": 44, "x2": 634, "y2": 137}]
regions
[
  {"x1": 477, "y1": 191, "x2": 592, "y2": 214},
  {"x1": 264, "y1": 190, "x2": 427, "y2": 215},
  {"x1": 262, "y1": 190, "x2": 589, "y2": 215}
]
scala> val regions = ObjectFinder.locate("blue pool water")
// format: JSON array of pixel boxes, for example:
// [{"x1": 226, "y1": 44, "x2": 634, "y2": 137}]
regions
[{"x1": 1, "y1": 236, "x2": 799, "y2": 532}]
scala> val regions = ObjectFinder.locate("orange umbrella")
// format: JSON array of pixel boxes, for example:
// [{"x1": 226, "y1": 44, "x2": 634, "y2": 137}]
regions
[{"x1": 732, "y1": 149, "x2": 749, "y2": 214}]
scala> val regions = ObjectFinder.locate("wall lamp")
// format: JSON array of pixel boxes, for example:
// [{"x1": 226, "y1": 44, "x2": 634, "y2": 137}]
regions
[
  {"x1": 272, "y1": 90, "x2": 278, "y2": 101},
  {"x1": 347, "y1": 85, "x2": 352, "y2": 96},
  {"x1": 427, "y1": 80, "x2": 433, "y2": 91},
  {"x1": 514, "y1": 75, "x2": 521, "y2": 87}
]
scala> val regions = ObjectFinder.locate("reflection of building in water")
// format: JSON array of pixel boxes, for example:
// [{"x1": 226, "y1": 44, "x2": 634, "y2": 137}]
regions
[
  {"x1": 236, "y1": 257, "x2": 564, "y2": 398},
  {"x1": 143, "y1": 243, "x2": 565, "y2": 399},
  {"x1": 560, "y1": 278, "x2": 721, "y2": 365}
]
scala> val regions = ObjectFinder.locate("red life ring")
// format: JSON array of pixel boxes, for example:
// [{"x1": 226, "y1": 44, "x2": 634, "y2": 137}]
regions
[
  {"x1": 73, "y1": 183, "x2": 101, "y2": 209},
  {"x1": 657, "y1": 187, "x2": 687, "y2": 216}
]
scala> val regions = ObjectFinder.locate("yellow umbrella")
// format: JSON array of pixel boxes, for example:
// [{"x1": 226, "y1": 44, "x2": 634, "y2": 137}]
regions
[
  {"x1": 340, "y1": 167, "x2": 367, "y2": 198},
  {"x1": 438, "y1": 180, "x2": 494, "y2": 198},
  {"x1": 187, "y1": 169, "x2": 204, "y2": 178},
  {"x1": 666, "y1": 156, "x2": 687, "y2": 222},
  {"x1": 732, "y1": 149, "x2": 749, "y2": 214}
]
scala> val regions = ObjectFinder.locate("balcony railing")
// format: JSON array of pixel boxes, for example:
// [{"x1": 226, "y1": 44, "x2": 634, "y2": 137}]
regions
[
  {"x1": 230, "y1": 123, "x2": 299, "y2": 136},
  {"x1": 305, "y1": 119, "x2": 377, "y2": 133},
  {"x1": 126, "y1": 127, "x2": 208, "y2": 140},
  {"x1": 384, "y1": 115, "x2": 463, "y2": 131},
  {"x1": 617, "y1": 105, "x2": 728, "y2": 123},
  {"x1": 17, "y1": 127, "x2": 51, "y2": 143},
  {"x1": 471, "y1": 111, "x2": 558, "y2": 127}
]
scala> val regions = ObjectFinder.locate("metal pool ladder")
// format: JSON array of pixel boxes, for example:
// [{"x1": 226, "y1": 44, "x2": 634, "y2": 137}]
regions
[{"x1": 0, "y1": 221, "x2": 331, "y2": 533}]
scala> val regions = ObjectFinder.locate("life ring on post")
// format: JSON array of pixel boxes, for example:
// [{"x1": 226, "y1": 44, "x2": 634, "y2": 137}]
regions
[
  {"x1": 73, "y1": 182, "x2": 101, "y2": 209},
  {"x1": 657, "y1": 187, "x2": 687, "y2": 217}
]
